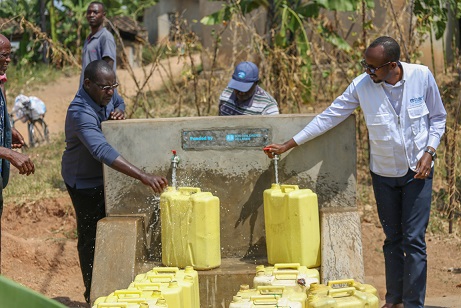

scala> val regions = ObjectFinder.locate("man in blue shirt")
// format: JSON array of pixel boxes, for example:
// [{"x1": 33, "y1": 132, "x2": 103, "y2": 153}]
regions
[{"x1": 62, "y1": 60, "x2": 168, "y2": 303}]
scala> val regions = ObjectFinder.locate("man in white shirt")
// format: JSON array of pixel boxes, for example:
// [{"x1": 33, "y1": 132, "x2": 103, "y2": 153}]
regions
[{"x1": 264, "y1": 36, "x2": 446, "y2": 308}]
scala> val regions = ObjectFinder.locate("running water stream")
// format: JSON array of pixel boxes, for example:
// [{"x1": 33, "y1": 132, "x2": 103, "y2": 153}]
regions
[
  {"x1": 171, "y1": 150, "x2": 180, "y2": 189},
  {"x1": 273, "y1": 154, "x2": 280, "y2": 185}
]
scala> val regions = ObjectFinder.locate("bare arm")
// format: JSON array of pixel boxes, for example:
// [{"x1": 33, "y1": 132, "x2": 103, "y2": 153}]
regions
[
  {"x1": 0, "y1": 147, "x2": 34, "y2": 175},
  {"x1": 110, "y1": 156, "x2": 168, "y2": 193}
]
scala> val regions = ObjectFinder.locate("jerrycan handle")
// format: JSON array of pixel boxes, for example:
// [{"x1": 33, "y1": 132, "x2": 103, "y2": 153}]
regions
[
  {"x1": 273, "y1": 270, "x2": 299, "y2": 279},
  {"x1": 327, "y1": 279, "x2": 355, "y2": 288},
  {"x1": 257, "y1": 285, "x2": 285, "y2": 295},
  {"x1": 114, "y1": 290, "x2": 143, "y2": 298},
  {"x1": 178, "y1": 187, "x2": 201, "y2": 195},
  {"x1": 146, "y1": 273, "x2": 175, "y2": 282},
  {"x1": 327, "y1": 287, "x2": 356, "y2": 297},
  {"x1": 151, "y1": 267, "x2": 179, "y2": 274},
  {"x1": 132, "y1": 282, "x2": 163, "y2": 290},
  {"x1": 250, "y1": 294, "x2": 282, "y2": 304},
  {"x1": 280, "y1": 184, "x2": 299, "y2": 193},
  {"x1": 274, "y1": 263, "x2": 301, "y2": 270}
]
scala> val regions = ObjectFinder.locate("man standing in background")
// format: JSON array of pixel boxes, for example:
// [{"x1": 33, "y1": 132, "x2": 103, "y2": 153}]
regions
[
  {"x1": 80, "y1": 1, "x2": 116, "y2": 87},
  {"x1": 219, "y1": 61, "x2": 279, "y2": 115}
]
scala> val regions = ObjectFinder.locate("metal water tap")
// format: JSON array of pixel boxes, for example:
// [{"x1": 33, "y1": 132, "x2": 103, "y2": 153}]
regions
[
  {"x1": 171, "y1": 150, "x2": 180, "y2": 168},
  {"x1": 264, "y1": 147, "x2": 280, "y2": 185},
  {"x1": 264, "y1": 147, "x2": 280, "y2": 161}
]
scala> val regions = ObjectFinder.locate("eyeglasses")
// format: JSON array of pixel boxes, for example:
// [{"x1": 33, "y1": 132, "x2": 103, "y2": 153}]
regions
[
  {"x1": 0, "y1": 52, "x2": 11, "y2": 59},
  {"x1": 360, "y1": 59, "x2": 392, "y2": 74},
  {"x1": 89, "y1": 79, "x2": 119, "y2": 91}
]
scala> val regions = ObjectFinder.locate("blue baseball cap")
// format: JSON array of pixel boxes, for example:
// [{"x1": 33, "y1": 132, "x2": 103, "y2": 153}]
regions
[{"x1": 227, "y1": 61, "x2": 259, "y2": 92}]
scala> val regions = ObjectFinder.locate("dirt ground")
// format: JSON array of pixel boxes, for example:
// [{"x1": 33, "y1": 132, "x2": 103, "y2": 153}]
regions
[{"x1": 1, "y1": 62, "x2": 461, "y2": 307}]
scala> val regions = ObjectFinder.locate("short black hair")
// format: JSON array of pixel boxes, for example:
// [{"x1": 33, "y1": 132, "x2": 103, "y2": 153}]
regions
[
  {"x1": 88, "y1": 1, "x2": 105, "y2": 12},
  {"x1": 84, "y1": 60, "x2": 113, "y2": 81},
  {"x1": 369, "y1": 36, "x2": 400, "y2": 62}
]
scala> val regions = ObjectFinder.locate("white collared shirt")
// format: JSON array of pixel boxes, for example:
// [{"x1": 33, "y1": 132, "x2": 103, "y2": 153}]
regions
[{"x1": 293, "y1": 62, "x2": 446, "y2": 177}]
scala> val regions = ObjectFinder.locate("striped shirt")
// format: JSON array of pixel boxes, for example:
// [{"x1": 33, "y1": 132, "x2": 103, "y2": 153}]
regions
[{"x1": 219, "y1": 86, "x2": 279, "y2": 115}]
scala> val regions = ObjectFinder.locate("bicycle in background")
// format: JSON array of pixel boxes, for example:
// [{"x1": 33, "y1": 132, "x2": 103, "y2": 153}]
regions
[{"x1": 10, "y1": 97, "x2": 49, "y2": 148}]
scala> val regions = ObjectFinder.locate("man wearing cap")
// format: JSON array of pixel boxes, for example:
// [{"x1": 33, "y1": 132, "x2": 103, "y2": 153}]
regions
[{"x1": 219, "y1": 61, "x2": 279, "y2": 115}]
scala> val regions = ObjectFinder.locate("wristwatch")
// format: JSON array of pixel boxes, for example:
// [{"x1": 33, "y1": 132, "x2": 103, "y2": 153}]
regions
[{"x1": 424, "y1": 148, "x2": 437, "y2": 160}]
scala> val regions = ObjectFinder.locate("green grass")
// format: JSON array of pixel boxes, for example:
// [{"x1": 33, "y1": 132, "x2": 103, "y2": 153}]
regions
[{"x1": 4, "y1": 133, "x2": 67, "y2": 204}]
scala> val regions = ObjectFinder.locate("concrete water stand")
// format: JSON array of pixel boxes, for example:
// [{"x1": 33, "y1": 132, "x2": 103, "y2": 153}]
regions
[{"x1": 90, "y1": 115, "x2": 363, "y2": 307}]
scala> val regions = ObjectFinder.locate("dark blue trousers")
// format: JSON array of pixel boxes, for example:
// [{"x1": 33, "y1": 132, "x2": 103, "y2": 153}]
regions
[
  {"x1": 66, "y1": 184, "x2": 105, "y2": 304},
  {"x1": 0, "y1": 175, "x2": 3, "y2": 219},
  {"x1": 371, "y1": 169, "x2": 432, "y2": 308}
]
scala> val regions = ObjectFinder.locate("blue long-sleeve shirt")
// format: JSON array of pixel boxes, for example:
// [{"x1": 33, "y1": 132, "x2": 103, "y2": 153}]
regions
[{"x1": 61, "y1": 87, "x2": 125, "y2": 189}]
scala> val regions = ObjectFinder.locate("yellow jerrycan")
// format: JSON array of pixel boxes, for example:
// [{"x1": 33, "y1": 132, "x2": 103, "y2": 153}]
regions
[
  {"x1": 230, "y1": 287, "x2": 305, "y2": 308},
  {"x1": 306, "y1": 287, "x2": 379, "y2": 308},
  {"x1": 160, "y1": 187, "x2": 221, "y2": 269},
  {"x1": 92, "y1": 289, "x2": 153, "y2": 308},
  {"x1": 253, "y1": 263, "x2": 320, "y2": 290},
  {"x1": 263, "y1": 184, "x2": 320, "y2": 267},
  {"x1": 137, "y1": 266, "x2": 199, "y2": 307},
  {"x1": 327, "y1": 279, "x2": 379, "y2": 298}
]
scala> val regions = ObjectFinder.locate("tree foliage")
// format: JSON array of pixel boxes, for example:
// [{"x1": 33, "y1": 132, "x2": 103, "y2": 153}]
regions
[
  {"x1": 201, "y1": 0, "x2": 374, "y2": 102},
  {"x1": 0, "y1": 0, "x2": 157, "y2": 66},
  {"x1": 413, "y1": 0, "x2": 461, "y2": 40}
]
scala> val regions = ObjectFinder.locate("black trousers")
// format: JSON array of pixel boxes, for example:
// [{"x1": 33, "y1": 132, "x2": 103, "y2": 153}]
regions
[{"x1": 65, "y1": 184, "x2": 105, "y2": 304}]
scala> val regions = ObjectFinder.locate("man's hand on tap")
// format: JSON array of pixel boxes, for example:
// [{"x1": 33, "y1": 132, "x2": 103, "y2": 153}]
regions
[{"x1": 263, "y1": 139, "x2": 298, "y2": 159}]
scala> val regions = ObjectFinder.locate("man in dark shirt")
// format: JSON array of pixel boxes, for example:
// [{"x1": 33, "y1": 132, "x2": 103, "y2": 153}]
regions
[
  {"x1": 80, "y1": 1, "x2": 116, "y2": 86},
  {"x1": 62, "y1": 60, "x2": 168, "y2": 303}
]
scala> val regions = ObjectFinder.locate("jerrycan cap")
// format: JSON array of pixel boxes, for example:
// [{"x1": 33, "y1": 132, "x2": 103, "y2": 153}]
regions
[
  {"x1": 240, "y1": 284, "x2": 250, "y2": 291},
  {"x1": 157, "y1": 297, "x2": 168, "y2": 306},
  {"x1": 232, "y1": 295, "x2": 243, "y2": 302},
  {"x1": 184, "y1": 265, "x2": 194, "y2": 272}
]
